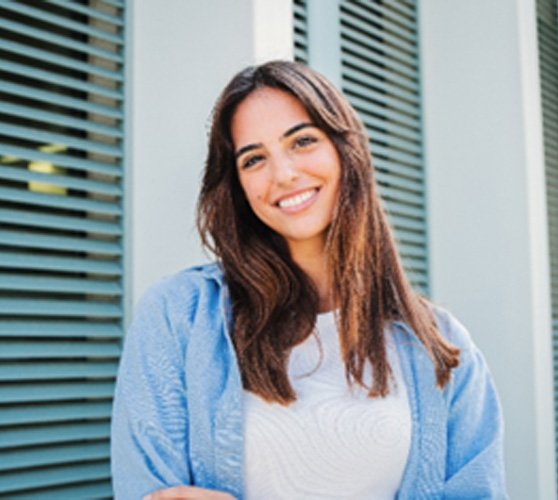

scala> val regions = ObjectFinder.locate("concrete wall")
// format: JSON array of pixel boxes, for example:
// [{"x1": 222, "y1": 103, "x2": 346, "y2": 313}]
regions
[
  {"x1": 420, "y1": 0, "x2": 556, "y2": 497},
  {"x1": 128, "y1": 0, "x2": 293, "y2": 305}
]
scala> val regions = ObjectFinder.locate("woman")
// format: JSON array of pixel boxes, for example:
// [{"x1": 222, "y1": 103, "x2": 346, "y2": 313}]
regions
[{"x1": 111, "y1": 61, "x2": 507, "y2": 499}]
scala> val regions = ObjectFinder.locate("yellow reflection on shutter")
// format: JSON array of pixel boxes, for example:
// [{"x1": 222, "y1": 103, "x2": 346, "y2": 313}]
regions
[{"x1": 28, "y1": 144, "x2": 68, "y2": 195}]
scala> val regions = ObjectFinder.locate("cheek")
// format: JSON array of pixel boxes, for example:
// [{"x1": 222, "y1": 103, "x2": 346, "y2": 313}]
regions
[
  {"x1": 244, "y1": 185, "x2": 260, "y2": 204},
  {"x1": 239, "y1": 175, "x2": 267, "y2": 205}
]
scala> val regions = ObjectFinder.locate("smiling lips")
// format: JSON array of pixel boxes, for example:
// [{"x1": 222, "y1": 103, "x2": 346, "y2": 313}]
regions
[{"x1": 276, "y1": 187, "x2": 320, "y2": 212}]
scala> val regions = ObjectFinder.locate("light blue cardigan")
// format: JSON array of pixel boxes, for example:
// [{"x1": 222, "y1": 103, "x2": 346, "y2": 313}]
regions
[{"x1": 111, "y1": 263, "x2": 508, "y2": 499}]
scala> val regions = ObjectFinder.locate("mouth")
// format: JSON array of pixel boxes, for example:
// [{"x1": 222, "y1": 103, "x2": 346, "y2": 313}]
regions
[{"x1": 275, "y1": 187, "x2": 320, "y2": 212}]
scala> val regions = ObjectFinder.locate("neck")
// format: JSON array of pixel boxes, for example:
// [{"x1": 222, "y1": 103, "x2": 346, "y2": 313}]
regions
[{"x1": 289, "y1": 239, "x2": 333, "y2": 313}]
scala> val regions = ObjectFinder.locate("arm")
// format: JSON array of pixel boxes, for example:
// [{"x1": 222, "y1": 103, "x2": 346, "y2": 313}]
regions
[
  {"x1": 440, "y1": 312, "x2": 508, "y2": 498},
  {"x1": 111, "y1": 284, "x2": 192, "y2": 499}
]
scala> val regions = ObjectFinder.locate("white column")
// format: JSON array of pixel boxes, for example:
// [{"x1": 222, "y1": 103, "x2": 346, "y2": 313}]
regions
[
  {"x1": 307, "y1": 0, "x2": 342, "y2": 87},
  {"x1": 420, "y1": 0, "x2": 556, "y2": 498},
  {"x1": 253, "y1": 0, "x2": 294, "y2": 63},
  {"x1": 129, "y1": 0, "x2": 293, "y2": 306}
]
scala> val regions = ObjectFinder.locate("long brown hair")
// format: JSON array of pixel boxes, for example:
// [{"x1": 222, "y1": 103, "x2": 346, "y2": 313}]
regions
[{"x1": 197, "y1": 60, "x2": 459, "y2": 404}]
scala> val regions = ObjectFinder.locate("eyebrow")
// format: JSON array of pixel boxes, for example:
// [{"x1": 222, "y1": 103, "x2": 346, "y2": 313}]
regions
[
  {"x1": 282, "y1": 122, "x2": 314, "y2": 138},
  {"x1": 234, "y1": 122, "x2": 315, "y2": 160}
]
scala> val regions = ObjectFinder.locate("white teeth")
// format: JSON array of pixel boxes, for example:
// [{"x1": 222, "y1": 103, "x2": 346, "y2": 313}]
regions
[{"x1": 278, "y1": 189, "x2": 316, "y2": 208}]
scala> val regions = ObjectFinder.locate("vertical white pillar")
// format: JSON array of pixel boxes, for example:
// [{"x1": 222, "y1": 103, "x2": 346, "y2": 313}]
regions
[
  {"x1": 253, "y1": 0, "x2": 294, "y2": 63},
  {"x1": 419, "y1": 0, "x2": 556, "y2": 498},
  {"x1": 307, "y1": 0, "x2": 342, "y2": 87}
]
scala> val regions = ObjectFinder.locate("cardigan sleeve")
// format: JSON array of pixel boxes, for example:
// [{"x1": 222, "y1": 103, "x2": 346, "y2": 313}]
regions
[
  {"x1": 111, "y1": 282, "x2": 192, "y2": 499},
  {"x1": 438, "y1": 310, "x2": 508, "y2": 499}
]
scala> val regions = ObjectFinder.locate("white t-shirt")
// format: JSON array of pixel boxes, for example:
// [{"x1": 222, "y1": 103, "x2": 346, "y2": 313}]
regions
[{"x1": 243, "y1": 311, "x2": 412, "y2": 500}]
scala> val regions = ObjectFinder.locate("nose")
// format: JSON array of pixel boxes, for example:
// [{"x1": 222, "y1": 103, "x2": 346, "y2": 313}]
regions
[{"x1": 269, "y1": 152, "x2": 299, "y2": 186}]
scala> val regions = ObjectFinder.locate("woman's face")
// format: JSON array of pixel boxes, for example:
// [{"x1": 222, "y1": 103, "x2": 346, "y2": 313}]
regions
[{"x1": 231, "y1": 87, "x2": 341, "y2": 257}]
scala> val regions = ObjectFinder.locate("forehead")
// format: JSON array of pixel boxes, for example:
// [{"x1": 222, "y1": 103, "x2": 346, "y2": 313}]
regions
[{"x1": 230, "y1": 87, "x2": 311, "y2": 146}]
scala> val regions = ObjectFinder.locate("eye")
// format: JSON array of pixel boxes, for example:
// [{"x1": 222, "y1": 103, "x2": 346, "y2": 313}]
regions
[
  {"x1": 241, "y1": 154, "x2": 264, "y2": 170},
  {"x1": 294, "y1": 135, "x2": 318, "y2": 149}
]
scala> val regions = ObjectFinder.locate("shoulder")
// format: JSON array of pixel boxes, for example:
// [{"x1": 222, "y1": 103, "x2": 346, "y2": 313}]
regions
[
  {"x1": 393, "y1": 304, "x2": 487, "y2": 389},
  {"x1": 119, "y1": 262, "x2": 228, "y2": 380},
  {"x1": 428, "y1": 306, "x2": 498, "y2": 406},
  {"x1": 392, "y1": 304, "x2": 474, "y2": 354},
  {"x1": 139, "y1": 261, "x2": 224, "y2": 301},
  {"x1": 430, "y1": 305, "x2": 475, "y2": 353},
  {"x1": 127, "y1": 262, "x2": 227, "y2": 351},
  {"x1": 134, "y1": 262, "x2": 225, "y2": 323}
]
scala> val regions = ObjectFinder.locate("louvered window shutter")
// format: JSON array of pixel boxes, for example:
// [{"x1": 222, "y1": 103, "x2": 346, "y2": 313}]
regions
[
  {"x1": 293, "y1": 0, "x2": 308, "y2": 65},
  {"x1": 0, "y1": 1, "x2": 126, "y2": 497},
  {"x1": 293, "y1": 0, "x2": 428, "y2": 294},
  {"x1": 538, "y1": 0, "x2": 558, "y2": 490}
]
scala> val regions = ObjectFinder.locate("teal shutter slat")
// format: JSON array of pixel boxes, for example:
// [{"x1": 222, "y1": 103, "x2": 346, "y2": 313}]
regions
[
  {"x1": 0, "y1": 60, "x2": 123, "y2": 100},
  {"x1": 0, "y1": 208, "x2": 123, "y2": 234},
  {"x1": 341, "y1": 40, "x2": 419, "y2": 83},
  {"x1": 339, "y1": 18, "x2": 417, "y2": 65},
  {"x1": 0, "y1": 251, "x2": 122, "y2": 274},
  {"x1": 0, "y1": 462, "x2": 111, "y2": 494},
  {"x1": 2, "y1": 125, "x2": 122, "y2": 157},
  {"x1": 0, "y1": 382, "x2": 116, "y2": 404},
  {"x1": 0, "y1": 144, "x2": 122, "y2": 175},
  {"x1": 100, "y1": 0, "x2": 125, "y2": 8},
  {"x1": 0, "y1": 165, "x2": 122, "y2": 195},
  {"x1": 343, "y1": 77, "x2": 419, "y2": 116},
  {"x1": 1, "y1": 422, "x2": 110, "y2": 449},
  {"x1": 386, "y1": 213, "x2": 426, "y2": 233},
  {"x1": 1, "y1": 123, "x2": 122, "y2": 156},
  {"x1": 0, "y1": 401, "x2": 113, "y2": 426},
  {"x1": 383, "y1": 1, "x2": 414, "y2": 18},
  {"x1": 368, "y1": 143, "x2": 422, "y2": 168},
  {"x1": 6, "y1": 480, "x2": 113, "y2": 500},
  {"x1": 374, "y1": 184, "x2": 423, "y2": 206},
  {"x1": 347, "y1": 92, "x2": 421, "y2": 130},
  {"x1": 361, "y1": 122, "x2": 419, "y2": 149},
  {"x1": 294, "y1": 0, "x2": 428, "y2": 293},
  {"x1": 341, "y1": 62, "x2": 419, "y2": 101},
  {"x1": 340, "y1": 1, "x2": 417, "y2": 49},
  {"x1": 0, "y1": 298, "x2": 122, "y2": 317},
  {"x1": 0, "y1": 0, "x2": 126, "y2": 495},
  {"x1": 363, "y1": 126, "x2": 421, "y2": 155},
  {"x1": 0, "y1": 80, "x2": 123, "y2": 118},
  {"x1": 390, "y1": 239, "x2": 426, "y2": 257},
  {"x1": 1, "y1": 2, "x2": 123, "y2": 44},
  {"x1": 382, "y1": 198, "x2": 425, "y2": 220},
  {"x1": 0, "y1": 18, "x2": 123, "y2": 62},
  {"x1": 45, "y1": 0, "x2": 123, "y2": 26},
  {"x1": 0, "y1": 102, "x2": 123, "y2": 137},
  {"x1": 0, "y1": 442, "x2": 110, "y2": 472},
  {"x1": 0, "y1": 341, "x2": 121, "y2": 359},
  {"x1": 0, "y1": 320, "x2": 121, "y2": 338},
  {"x1": 369, "y1": 132, "x2": 422, "y2": 156},
  {"x1": 375, "y1": 170, "x2": 424, "y2": 193},
  {"x1": 0, "y1": 186, "x2": 122, "y2": 214},
  {"x1": 0, "y1": 361, "x2": 119, "y2": 380},
  {"x1": 1, "y1": 39, "x2": 123, "y2": 81},
  {"x1": 537, "y1": 0, "x2": 558, "y2": 492},
  {"x1": 356, "y1": 112, "x2": 420, "y2": 143},
  {"x1": 342, "y1": 0, "x2": 417, "y2": 43},
  {"x1": 0, "y1": 274, "x2": 122, "y2": 294},
  {"x1": 0, "y1": 229, "x2": 122, "y2": 254}
]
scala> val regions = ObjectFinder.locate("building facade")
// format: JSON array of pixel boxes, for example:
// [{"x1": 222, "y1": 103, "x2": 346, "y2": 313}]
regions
[{"x1": 0, "y1": 0, "x2": 556, "y2": 497}]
